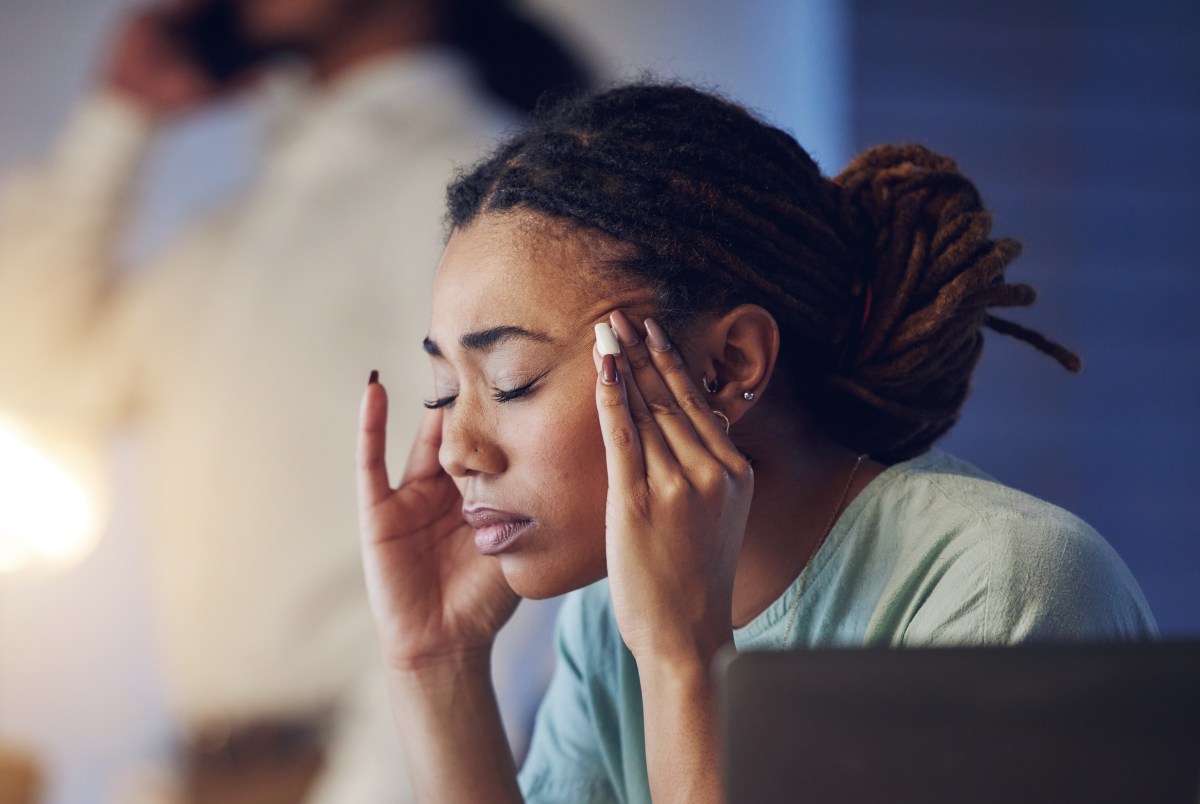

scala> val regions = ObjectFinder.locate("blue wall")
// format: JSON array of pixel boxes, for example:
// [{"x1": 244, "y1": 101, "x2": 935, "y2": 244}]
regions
[{"x1": 851, "y1": 0, "x2": 1200, "y2": 634}]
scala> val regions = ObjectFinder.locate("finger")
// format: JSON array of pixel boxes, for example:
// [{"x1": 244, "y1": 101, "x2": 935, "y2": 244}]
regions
[
  {"x1": 642, "y1": 317, "x2": 745, "y2": 465},
  {"x1": 595, "y1": 352, "x2": 648, "y2": 493},
  {"x1": 594, "y1": 337, "x2": 678, "y2": 473},
  {"x1": 401, "y1": 405, "x2": 446, "y2": 485},
  {"x1": 610, "y1": 311, "x2": 707, "y2": 465},
  {"x1": 357, "y1": 377, "x2": 392, "y2": 508}
]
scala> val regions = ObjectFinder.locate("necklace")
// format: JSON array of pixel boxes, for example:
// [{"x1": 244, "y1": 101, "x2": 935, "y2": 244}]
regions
[{"x1": 778, "y1": 453, "x2": 867, "y2": 647}]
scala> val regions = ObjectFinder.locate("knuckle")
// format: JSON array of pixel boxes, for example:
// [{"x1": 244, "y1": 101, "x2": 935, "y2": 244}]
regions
[
  {"x1": 626, "y1": 351, "x2": 653, "y2": 372},
  {"x1": 630, "y1": 409, "x2": 657, "y2": 430},
  {"x1": 656, "y1": 348, "x2": 688, "y2": 375},
  {"x1": 679, "y1": 392, "x2": 709, "y2": 415},
  {"x1": 646, "y1": 396, "x2": 682, "y2": 417},
  {"x1": 658, "y1": 474, "x2": 691, "y2": 502},
  {"x1": 695, "y1": 463, "x2": 730, "y2": 493},
  {"x1": 608, "y1": 424, "x2": 638, "y2": 448},
  {"x1": 598, "y1": 391, "x2": 627, "y2": 410}
]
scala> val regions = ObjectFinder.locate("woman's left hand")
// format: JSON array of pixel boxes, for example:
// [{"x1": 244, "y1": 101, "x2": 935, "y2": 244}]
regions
[{"x1": 595, "y1": 311, "x2": 754, "y2": 671}]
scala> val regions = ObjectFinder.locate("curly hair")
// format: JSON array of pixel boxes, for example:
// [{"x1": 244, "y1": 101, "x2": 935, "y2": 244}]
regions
[{"x1": 445, "y1": 83, "x2": 1080, "y2": 462}]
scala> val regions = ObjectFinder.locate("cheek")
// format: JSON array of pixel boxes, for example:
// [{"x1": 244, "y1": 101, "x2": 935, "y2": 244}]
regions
[
  {"x1": 500, "y1": 389, "x2": 611, "y2": 598},
  {"x1": 520, "y1": 392, "x2": 608, "y2": 514}
]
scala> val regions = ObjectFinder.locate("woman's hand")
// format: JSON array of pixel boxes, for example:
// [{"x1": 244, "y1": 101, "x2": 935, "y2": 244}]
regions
[
  {"x1": 357, "y1": 377, "x2": 520, "y2": 671},
  {"x1": 595, "y1": 312, "x2": 754, "y2": 671}
]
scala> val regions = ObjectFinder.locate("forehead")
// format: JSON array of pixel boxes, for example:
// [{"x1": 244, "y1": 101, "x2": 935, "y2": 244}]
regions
[{"x1": 430, "y1": 213, "x2": 632, "y2": 339}]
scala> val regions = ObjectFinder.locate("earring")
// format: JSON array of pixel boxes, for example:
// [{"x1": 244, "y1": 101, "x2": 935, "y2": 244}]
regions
[
  {"x1": 701, "y1": 375, "x2": 717, "y2": 394},
  {"x1": 742, "y1": 391, "x2": 756, "y2": 401},
  {"x1": 712, "y1": 410, "x2": 730, "y2": 433}
]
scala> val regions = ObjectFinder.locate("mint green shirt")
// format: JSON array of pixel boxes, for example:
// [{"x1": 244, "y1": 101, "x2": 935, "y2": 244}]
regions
[{"x1": 517, "y1": 450, "x2": 1157, "y2": 803}]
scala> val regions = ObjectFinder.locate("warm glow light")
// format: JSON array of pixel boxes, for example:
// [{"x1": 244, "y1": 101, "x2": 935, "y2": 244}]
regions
[{"x1": 0, "y1": 420, "x2": 100, "y2": 574}]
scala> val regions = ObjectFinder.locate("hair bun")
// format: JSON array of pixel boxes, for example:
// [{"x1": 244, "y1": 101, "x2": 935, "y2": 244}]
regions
[{"x1": 817, "y1": 144, "x2": 1081, "y2": 462}]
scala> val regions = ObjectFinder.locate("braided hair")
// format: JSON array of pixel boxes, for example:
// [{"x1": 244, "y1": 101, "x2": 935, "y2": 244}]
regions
[{"x1": 446, "y1": 83, "x2": 1080, "y2": 463}]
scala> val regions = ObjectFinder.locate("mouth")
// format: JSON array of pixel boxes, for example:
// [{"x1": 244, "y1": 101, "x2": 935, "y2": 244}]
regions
[{"x1": 462, "y1": 507, "x2": 536, "y2": 555}]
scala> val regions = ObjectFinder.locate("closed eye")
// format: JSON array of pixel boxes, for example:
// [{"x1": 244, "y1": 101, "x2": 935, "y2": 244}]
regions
[
  {"x1": 492, "y1": 376, "x2": 540, "y2": 403},
  {"x1": 424, "y1": 371, "x2": 546, "y2": 408},
  {"x1": 492, "y1": 381, "x2": 535, "y2": 403}
]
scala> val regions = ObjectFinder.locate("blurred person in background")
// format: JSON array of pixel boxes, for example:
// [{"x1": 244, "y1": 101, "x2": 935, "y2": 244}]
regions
[{"x1": 0, "y1": 0, "x2": 589, "y2": 801}]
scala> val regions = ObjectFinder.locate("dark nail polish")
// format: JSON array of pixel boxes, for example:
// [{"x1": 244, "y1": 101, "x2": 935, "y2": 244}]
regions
[
  {"x1": 368, "y1": 370, "x2": 379, "y2": 385},
  {"x1": 601, "y1": 354, "x2": 619, "y2": 385}
]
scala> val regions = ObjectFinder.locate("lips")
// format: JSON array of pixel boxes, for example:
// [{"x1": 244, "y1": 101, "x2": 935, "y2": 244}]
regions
[{"x1": 462, "y1": 507, "x2": 535, "y2": 555}]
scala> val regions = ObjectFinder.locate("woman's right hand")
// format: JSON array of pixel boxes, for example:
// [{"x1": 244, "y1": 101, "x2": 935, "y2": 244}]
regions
[{"x1": 357, "y1": 377, "x2": 520, "y2": 672}]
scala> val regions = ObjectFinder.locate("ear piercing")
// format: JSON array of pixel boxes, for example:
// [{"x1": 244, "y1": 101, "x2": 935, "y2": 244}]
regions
[{"x1": 702, "y1": 377, "x2": 757, "y2": 402}]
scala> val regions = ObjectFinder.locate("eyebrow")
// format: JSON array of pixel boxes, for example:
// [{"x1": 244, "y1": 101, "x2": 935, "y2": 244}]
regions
[{"x1": 422, "y1": 325, "x2": 555, "y2": 357}]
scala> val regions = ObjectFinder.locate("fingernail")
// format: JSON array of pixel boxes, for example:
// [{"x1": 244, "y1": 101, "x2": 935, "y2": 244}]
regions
[
  {"x1": 595, "y1": 322, "x2": 621, "y2": 356},
  {"x1": 601, "y1": 354, "x2": 619, "y2": 385},
  {"x1": 609, "y1": 311, "x2": 640, "y2": 346},
  {"x1": 368, "y1": 370, "x2": 379, "y2": 385},
  {"x1": 644, "y1": 318, "x2": 671, "y2": 352}
]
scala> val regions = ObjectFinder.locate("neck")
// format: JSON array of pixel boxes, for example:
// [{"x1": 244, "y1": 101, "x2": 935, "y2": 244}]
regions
[
  {"x1": 305, "y1": 5, "x2": 438, "y2": 85},
  {"x1": 730, "y1": 422, "x2": 883, "y2": 628}
]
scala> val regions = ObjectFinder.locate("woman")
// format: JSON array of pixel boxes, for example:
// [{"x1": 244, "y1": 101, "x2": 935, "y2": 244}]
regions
[{"x1": 355, "y1": 84, "x2": 1156, "y2": 803}]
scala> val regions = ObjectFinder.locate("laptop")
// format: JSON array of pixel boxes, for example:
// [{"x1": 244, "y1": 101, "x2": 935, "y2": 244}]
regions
[{"x1": 719, "y1": 642, "x2": 1200, "y2": 804}]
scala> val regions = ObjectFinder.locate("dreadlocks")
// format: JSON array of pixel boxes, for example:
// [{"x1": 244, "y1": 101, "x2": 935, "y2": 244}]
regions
[{"x1": 446, "y1": 83, "x2": 1079, "y2": 463}]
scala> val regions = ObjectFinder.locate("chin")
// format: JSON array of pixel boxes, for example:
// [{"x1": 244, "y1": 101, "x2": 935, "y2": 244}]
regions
[{"x1": 498, "y1": 551, "x2": 606, "y2": 600}]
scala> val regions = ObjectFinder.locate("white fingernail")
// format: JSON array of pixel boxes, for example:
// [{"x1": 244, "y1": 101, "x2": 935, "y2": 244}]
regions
[{"x1": 595, "y1": 322, "x2": 621, "y2": 356}]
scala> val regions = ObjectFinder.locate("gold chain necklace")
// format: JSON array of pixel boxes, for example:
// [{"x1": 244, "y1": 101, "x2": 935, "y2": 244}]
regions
[{"x1": 778, "y1": 453, "x2": 867, "y2": 648}]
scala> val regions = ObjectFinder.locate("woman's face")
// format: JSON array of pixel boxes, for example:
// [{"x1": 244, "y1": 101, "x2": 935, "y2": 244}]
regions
[{"x1": 426, "y1": 213, "x2": 653, "y2": 599}]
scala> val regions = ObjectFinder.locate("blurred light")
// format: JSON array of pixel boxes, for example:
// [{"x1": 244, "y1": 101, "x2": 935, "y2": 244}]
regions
[{"x1": 0, "y1": 418, "x2": 101, "y2": 574}]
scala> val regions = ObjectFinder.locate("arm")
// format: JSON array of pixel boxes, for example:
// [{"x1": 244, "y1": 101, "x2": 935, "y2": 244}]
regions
[
  {"x1": 637, "y1": 659, "x2": 723, "y2": 803},
  {"x1": 0, "y1": 6, "x2": 217, "y2": 427},
  {"x1": 302, "y1": 639, "x2": 521, "y2": 804},
  {"x1": 0, "y1": 93, "x2": 152, "y2": 426},
  {"x1": 389, "y1": 650, "x2": 522, "y2": 803}
]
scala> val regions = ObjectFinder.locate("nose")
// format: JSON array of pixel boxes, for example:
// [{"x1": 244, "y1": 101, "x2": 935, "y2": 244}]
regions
[{"x1": 438, "y1": 401, "x2": 506, "y2": 479}]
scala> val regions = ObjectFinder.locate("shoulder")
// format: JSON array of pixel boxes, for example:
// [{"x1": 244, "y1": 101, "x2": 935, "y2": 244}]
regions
[
  {"x1": 882, "y1": 449, "x2": 1114, "y2": 563},
  {"x1": 871, "y1": 451, "x2": 1157, "y2": 642}
]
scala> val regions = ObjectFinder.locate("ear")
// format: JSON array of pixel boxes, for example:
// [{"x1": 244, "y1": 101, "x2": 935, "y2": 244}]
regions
[{"x1": 687, "y1": 304, "x2": 780, "y2": 426}]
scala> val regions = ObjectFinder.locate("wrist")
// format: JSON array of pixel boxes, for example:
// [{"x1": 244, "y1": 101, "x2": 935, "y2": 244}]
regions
[
  {"x1": 636, "y1": 649, "x2": 717, "y2": 697},
  {"x1": 634, "y1": 624, "x2": 733, "y2": 676},
  {"x1": 386, "y1": 646, "x2": 497, "y2": 729},
  {"x1": 637, "y1": 646, "x2": 725, "y2": 804},
  {"x1": 387, "y1": 643, "x2": 493, "y2": 680}
]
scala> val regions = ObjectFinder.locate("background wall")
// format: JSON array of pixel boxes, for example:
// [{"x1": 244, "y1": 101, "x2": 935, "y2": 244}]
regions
[
  {"x1": 0, "y1": 0, "x2": 1196, "y2": 801},
  {"x1": 850, "y1": 0, "x2": 1200, "y2": 634}
]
